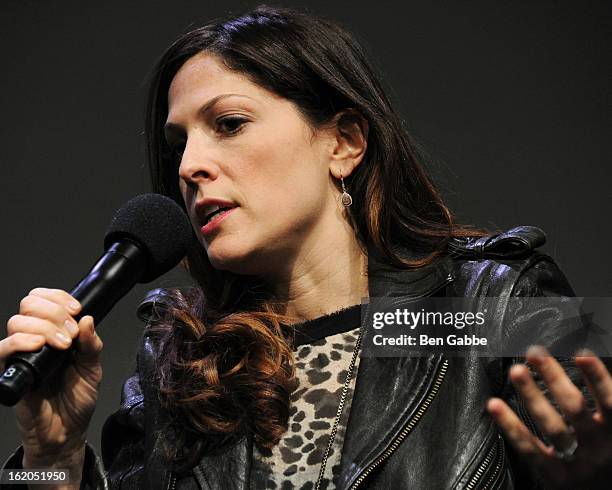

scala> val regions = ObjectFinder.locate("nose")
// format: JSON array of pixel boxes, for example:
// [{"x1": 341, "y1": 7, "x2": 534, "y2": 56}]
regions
[{"x1": 178, "y1": 135, "x2": 220, "y2": 186}]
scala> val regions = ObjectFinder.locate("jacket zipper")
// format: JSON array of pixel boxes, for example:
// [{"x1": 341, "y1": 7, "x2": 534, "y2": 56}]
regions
[
  {"x1": 349, "y1": 357, "x2": 450, "y2": 489},
  {"x1": 482, "y1": 436, "x2": 505, "y2": 490},
  {"x1": 419, "y1": 273, "x2": 454, "y2": 298},
  {"x1": 166, "y1": 473, "x2": 176, "y2": 490},
  {"x1": 465, "y1": 434, "x2": 506, "y2": 490},
  {"x1": 346, "y1": 274, "x2": 454, "y2": 488}
]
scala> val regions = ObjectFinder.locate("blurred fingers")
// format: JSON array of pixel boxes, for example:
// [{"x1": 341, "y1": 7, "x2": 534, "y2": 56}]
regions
[
  {"x1": 526, "y1": 346, "x2": 591, "y2": 427},
  {"x1": 487, "y1": 397, "x2": 551, "y2": 463},
  {"x1": 509, "y1": 363, "x2": 575, "y2": 450},
  {"x1": 575, "y1": 351, "x2": 612, "y2": 422}
]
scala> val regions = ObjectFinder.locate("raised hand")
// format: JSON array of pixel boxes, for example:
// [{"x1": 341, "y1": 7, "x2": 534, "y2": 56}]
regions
[{"x1": 487, "y1": 346, "x2": 612, "y2": 489}]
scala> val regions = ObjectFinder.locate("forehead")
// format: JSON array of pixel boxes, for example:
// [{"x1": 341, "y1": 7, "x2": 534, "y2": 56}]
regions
[{"x1": 168, "y1": 52, "x2": 265, "y2": 111}]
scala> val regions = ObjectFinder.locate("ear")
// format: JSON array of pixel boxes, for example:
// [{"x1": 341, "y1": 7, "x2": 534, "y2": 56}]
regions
[{"x1": 328, "y1": 109, "x2": 369, "y2": 179}]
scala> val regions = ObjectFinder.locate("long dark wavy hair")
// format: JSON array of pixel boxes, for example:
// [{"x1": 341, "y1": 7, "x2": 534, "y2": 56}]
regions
[{"x1": 143, "y1": 5, "x2": 485, "y2": 472}]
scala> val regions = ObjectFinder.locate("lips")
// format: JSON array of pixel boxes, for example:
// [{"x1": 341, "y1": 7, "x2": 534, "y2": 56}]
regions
[
  {"x1": 195, "y1": 198, "x2": 238, "y2": 228},
  {"x1": 203, "y1": 205, "x2": 233, "y2": 224},
  {"x1": 199, "y1": 206, "x2": 237, "y2": 235}
]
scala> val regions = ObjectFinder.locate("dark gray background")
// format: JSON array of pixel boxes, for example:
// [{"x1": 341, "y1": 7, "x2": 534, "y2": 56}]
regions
[{"x1": 1, "y1": 0, "x2": 610, "y2": 461}]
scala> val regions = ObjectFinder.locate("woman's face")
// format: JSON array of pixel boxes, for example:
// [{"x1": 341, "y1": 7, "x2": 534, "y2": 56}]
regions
[{"x1": 165, "y1": 52, "x2": 342, "y2": 277}]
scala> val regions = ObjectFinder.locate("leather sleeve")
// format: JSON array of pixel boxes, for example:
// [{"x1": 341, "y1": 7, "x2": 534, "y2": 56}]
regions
[
  {"x1": 0, "y1": 365, "x2": 145, "y2": 490},
  {"x1": 98, "y1": 365, "x2": 147, "y2": 489},
  {"x1": 0, "y1": 442, "x2": 106, "y2": 490},
  {"x1": 98, "y1": 292, "x2": 176, "y2": 490}
]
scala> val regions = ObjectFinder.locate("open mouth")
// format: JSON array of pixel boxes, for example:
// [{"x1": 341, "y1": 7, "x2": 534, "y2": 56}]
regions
[{"x1": 204, "y1": 206, "x2": 235, "y2": 225}]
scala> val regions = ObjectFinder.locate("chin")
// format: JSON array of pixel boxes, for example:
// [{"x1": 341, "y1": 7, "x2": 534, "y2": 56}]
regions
[{"x1": 205, "y1": 238, "x2": 266, "y2": 276}]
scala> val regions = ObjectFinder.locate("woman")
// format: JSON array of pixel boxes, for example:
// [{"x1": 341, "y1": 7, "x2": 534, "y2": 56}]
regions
[{"x1": 2, "y1": 6, "x2": 611, "y2": 489}]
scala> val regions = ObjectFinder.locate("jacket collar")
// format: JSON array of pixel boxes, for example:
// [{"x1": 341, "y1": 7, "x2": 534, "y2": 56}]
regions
[{"x1": 366, "y1": 241, "x2": 454, "y2": 298}]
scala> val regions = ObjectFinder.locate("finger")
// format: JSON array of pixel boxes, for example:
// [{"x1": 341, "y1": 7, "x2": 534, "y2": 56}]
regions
[
  {"x1": 509, "y1": 364, "x2": 575, "y2": 451},
  {"x1": 6, "y1": 314, "x2": 74, "y2": 350},
  {"x1": 575, "y1": 350, "x2": 612, "y2": 422},
  {"x1": 19, "y1": 295, "x2": 80, "y2": 337},
  {"x1": 487, "y1": 397, "x2": 552, "y2": 463},
  {"x1": 526, "y1": 346, "x2": 591, "y2": 427},
  {"x1": 28, "y1": 287, "x2": 81, "y2": 315},
  {"x1": 73, "y1": 316, "x2": 103, "y2": 363},
  {"x1": 0, "y1": 333, "x2": 46, "y2": 371}
]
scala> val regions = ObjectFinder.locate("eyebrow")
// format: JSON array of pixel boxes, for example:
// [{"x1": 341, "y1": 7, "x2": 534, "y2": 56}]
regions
[{"x1": 164, "y1": 93, "x2": 256, "y2": 133}]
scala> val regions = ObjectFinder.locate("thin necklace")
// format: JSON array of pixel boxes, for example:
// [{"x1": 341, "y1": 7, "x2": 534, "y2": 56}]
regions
[{"x1": 315, "y1": 325, "x2": 364, "y2": 489}]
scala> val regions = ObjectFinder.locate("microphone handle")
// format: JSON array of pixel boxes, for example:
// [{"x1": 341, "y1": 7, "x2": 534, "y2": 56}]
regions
[{"x1": 0, "y1": 241, "x2": 146, "y2": 407}]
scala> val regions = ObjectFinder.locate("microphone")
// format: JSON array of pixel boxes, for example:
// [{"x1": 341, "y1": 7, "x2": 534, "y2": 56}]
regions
[{"x1": 0, "y1": 194, "x2": 194, "y2": 406}]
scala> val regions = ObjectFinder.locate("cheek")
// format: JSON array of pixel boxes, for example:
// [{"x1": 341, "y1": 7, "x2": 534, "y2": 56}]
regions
[
  {"x1": 245, "y1": 125, "x2": 326, "y2": 192},
  {"x1": 245, "y1": 167, "x2": 329, "y2": 241},
  {"x1": 226, "y1": 113, "x2": 331, "y2": 239},
  {"x1": 245, "y1": 154, "x2": 327, "y2": 223}
]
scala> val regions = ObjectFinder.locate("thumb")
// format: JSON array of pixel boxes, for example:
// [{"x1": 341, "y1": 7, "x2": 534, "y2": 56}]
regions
[{"x1": 73, "y1": 316, "x2": 103, "y2": 364}]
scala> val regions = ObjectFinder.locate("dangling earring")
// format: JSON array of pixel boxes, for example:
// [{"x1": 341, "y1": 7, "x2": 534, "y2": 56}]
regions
[{"x1": 340, "y1": 172, "x2": 353, "y2": 207}]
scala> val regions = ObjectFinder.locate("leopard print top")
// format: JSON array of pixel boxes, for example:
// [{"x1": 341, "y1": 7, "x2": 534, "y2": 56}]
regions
[{"x1": 250, "y1": 304, "x2": 362, "y2": 489}]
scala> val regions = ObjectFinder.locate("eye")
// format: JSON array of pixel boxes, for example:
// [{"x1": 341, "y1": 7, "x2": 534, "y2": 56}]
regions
[{"x1": 216, "y1": 116, "x2": 248, "y2": 135}]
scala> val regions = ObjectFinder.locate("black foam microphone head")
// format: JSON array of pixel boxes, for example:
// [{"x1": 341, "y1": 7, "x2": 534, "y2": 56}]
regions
[{"x1": 104, "y1": 194, "x2": 194, "y2": 282}]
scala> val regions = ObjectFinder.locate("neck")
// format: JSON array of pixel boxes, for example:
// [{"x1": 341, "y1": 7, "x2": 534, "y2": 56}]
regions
[{"x1": 267, "y1": 217, "x2": 369, "y2": 322}]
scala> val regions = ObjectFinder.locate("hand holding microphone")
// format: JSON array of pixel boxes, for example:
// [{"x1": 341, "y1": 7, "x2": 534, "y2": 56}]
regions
[
  {"x1": 0, "y1": 194, "x2": 193, "y2": 477},
  {"x1": 1, "y1": 291, "x2": 102, "y2": 476}
]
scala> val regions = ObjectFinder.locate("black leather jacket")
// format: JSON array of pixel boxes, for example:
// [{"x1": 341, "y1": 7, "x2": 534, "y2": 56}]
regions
[{"x1": 3, "y1": 226, "x2": 592, "y2": 489}]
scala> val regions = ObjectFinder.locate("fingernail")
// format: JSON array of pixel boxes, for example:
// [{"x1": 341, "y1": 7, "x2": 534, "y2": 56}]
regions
[
  {"x1": 56, "y1": 332, "x2": 72, "y2": 345},
  {"x1": 70, "y1": 300, "x2": 81, "y2": 311},
  {"x1": 576, "y1": 348, "x2": 595, "y2": 357},
  {"x1": 65, "y1": 319, "x2": 79, "y2": 335},
  {"x1": 486, "y1": 398, "x2": 501, "y2": 414},
  {"x1": 526, "y1": 345, "x2": 547, "y2": 358},
  {"x1": 509, "y1": 364, "x2": 527, "y2": 381}
]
